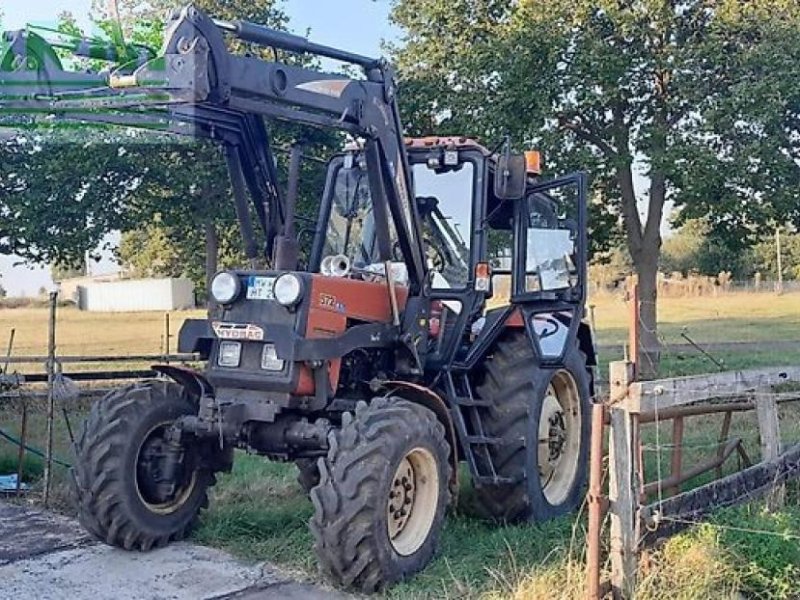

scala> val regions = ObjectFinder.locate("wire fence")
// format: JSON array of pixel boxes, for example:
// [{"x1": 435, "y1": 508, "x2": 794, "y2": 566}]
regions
[{"x1": 0, "y1": 293, "x2": 200, "y2": 505}]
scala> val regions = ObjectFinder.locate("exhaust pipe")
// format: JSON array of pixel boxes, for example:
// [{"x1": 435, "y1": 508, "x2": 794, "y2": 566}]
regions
[{"x1": 321, "y1": 254, "x2": 351, "y2": 278}]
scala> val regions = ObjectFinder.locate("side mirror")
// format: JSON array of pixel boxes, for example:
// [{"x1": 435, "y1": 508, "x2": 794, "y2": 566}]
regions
[{"x1": 494, "y1": 153, "x2": 527, "y2": 200}]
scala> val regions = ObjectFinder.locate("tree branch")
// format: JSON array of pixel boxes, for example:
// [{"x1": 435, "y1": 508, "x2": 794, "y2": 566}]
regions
[
  {"x1": 557, "y1": 115, "x2": 618, "y2": 157},
  {"x1": 610, "y1": 100, "x2": 644, "y2": 256}
]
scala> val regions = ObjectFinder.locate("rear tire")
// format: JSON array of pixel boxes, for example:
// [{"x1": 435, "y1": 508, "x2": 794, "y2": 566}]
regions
[
  {"x1": 473, "y1": 332, "x2": 591, "y2": 523},
  {"x1": 310, "y1": 397, "x2": 451, "y2": 592},
  {"x1": 72, "y1": 381, "x2": 215, "y2": 550}
]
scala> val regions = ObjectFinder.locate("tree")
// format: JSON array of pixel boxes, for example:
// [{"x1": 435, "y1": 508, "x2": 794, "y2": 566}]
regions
[
  {"x1": 51, "y1": 260, "x2": 87, "y2": 282},
  {"x1": 0, "y1": 133, "x2": 150, "y2": 266},
  {"x1": 660, "y1": 219, "x2": 755, "y2": 280},
  {"x1": 117, "y1": 218, "x2": 246, "y2": 295},
  {"x1": 390, "y1": 0, "x2": 800, "y2": 374},
  {"x1": 2, "y1": 0, "x2": 334, "y2": 300},
  {"x1": 94, "y1": 0, "x2": 336, "y2": 297},
  {"x1": 754, "y1": 231, "x2": 800, "y2": 281}
]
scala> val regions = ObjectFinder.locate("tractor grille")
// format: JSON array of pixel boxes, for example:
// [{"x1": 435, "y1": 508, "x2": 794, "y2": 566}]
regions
[{"x1": 205, "y1": 271, "x2": 309, "y2": 393}]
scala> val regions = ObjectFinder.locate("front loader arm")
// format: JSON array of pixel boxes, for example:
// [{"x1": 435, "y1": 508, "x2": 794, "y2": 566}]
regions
[{"x1": 0, "y1": 4, "x2": 426, "y2": 287}]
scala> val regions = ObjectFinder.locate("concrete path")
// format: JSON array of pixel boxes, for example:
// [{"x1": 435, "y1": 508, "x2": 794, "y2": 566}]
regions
[{"x1": 0, "y1": 502, "x2": 349, "y2": 600}]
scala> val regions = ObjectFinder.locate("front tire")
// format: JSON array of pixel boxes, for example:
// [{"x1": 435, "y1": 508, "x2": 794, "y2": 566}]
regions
[
  {"x1": 72, "y1": 381, "x2": 215, "y2": 550},
  {"x1": 473, "y1": 332, "x2": 591, "y2": 523},
  {"x1": 310, "y1": 397, "x2": 451, "y2": 592}
]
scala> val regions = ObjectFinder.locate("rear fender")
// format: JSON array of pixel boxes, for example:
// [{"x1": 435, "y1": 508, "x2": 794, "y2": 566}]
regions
[
  {"x1": 177, "y1": 318, "x2": 214, "y2": 359},
  {"x1": 576, "y1": 321, "x2": 597, "y2": 367}
]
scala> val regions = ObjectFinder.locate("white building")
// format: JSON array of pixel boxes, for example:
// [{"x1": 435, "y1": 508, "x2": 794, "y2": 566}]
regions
[{"x1": 77, "y1": 278, "x2": 195, "y2": 312}]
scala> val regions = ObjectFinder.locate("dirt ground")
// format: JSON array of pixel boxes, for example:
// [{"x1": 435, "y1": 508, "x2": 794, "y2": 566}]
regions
[{"x1": 0, "y1": 501, "x2": 348, "y2": 600}]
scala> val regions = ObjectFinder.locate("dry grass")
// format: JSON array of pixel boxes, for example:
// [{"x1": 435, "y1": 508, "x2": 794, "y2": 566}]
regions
[
  {"x1": 634, "y1": 526, "x2": 742, "y2": 600},
  {"x1": 0, "y1": 306, "x2": 204, "y2": 357},
  {"x1": 589, "y1": 289, "x2": 800, "y2": 346},
  {"x1": 1, "y1": 290, "x2": 798, "y2": 359}
]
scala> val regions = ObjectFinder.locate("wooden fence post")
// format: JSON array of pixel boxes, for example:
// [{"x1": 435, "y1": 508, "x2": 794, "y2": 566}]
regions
[
  {"x1": 608, "y1": 361, "x2": 639, "y2": 598},
  {"x1": 42, "y1": 291, "x2": 58, "y2": 508},
  {"x1": 586, "y1": 402, "x2": 606, "y2": 600},
  {"x1": 755, "y1": 389, "x2": 783, "y2": 509}
]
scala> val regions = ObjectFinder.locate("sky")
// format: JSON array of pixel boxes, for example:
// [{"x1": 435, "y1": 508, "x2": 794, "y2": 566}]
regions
[{"x1": 0, "y1": 0, "x2": 399, "y2": 296}]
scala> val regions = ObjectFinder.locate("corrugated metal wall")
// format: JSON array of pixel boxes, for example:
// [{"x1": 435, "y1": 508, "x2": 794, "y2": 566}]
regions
[{"x1": 76, "y1": 278, "x2": 195, "y2": 312}]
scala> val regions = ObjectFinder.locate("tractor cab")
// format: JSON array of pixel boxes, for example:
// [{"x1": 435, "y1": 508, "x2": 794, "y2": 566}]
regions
[{"x1": 299, "y1": 136, "x2": 589, "y2": 372}]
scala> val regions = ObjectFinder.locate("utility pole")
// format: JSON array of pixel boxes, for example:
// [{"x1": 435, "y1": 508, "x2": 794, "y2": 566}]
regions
[{"x1": 776, "y1": 226, "x2": 784, "y2": 295}]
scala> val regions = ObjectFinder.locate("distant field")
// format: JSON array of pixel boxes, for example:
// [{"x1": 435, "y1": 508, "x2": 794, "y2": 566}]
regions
[
  {"x1": 0, "y1": 306, "x2": 205, "y2": 357},
  {"x1": 590, "y1": 289, "x2": 800, "y2": 346},
  {"x1": 1, "y1": 289, "x2": 798, "y2": 356}
]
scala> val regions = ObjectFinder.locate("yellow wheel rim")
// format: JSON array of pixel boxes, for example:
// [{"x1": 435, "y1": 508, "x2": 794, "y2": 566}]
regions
[
  {"x1": 387, "y1": 447, "x2": 439, "y2": 556},
  {"x1": 537, "y1": 370, "x2": 582, "y2": 505}
]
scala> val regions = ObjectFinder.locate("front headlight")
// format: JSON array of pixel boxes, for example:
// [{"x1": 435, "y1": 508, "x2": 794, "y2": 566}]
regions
[
  {"x1": 211, "y1": 271, "x2": 240, "y2": 304},
  {"x1": 273, "y1": 273, "x2": 304, "y2": 307}
]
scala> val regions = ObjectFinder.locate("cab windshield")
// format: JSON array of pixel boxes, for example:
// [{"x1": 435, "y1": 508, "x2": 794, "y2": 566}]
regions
[{"x1": 322, "y1": 162, "x2": 380, "y2": 266}]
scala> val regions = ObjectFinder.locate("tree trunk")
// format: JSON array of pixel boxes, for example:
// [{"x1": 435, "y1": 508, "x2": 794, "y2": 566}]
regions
[
  {"x1": 635, "y1": 251, "x2": 660, "y2": 378},
  {"x1": 615, "y1": 154, "x2": 664, "y2": 379},
  {"x1": 205, "y1": 221, "x2": 219, "y2": 307},
  {"x1": 635, "y1": 162, "x2": 666, "y2": 379}
]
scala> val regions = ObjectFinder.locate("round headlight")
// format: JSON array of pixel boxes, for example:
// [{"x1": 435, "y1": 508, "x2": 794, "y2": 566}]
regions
[
  {"x1": 211, "y1": 272, "x2": 240, "y2": 304},
  {"x1": 273, "y1": 273, "x2": 304, "y2": 307}
]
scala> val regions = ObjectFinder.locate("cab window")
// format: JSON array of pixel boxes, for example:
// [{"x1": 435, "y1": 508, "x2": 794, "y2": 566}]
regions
[
  {"x1": 524, "y1": 189, "x2": 579, "y2": 293},
  {"x1": 412, "y1": 162, "x2": 473, "y2": 289}
]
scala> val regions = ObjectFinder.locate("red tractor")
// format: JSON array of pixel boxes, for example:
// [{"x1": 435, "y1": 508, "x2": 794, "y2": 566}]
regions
[{"x1": 1, "y1": 5, "x2": 596, "y2": 591}]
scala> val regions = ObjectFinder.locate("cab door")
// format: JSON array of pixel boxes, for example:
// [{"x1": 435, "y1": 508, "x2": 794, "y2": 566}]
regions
[{"x1": 511, "y1": 173, "x2": 588, "y2": 366}]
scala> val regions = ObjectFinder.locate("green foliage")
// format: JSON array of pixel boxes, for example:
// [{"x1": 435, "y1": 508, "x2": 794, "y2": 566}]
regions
[
  {"x1": 390, "y1": 0, "x2": 800, "y2": 359},
  {"x1": 660, "y1": 219, "x2": 756, "y2": 279},
  {"x1": 0, "y1": 133, "x2": 149, "y2": 265},
  {"x1": 660, "y1": 220, "x2": 800, "y2": 280},
  {"x1": 51, "y1": 261, "x2": 86, "y2": 282},
  {"x1": 1, "y1": 0, "x2": 338, "y2": 297},
  {"x1": 754, "y1": 231, "x2": 800, "y2": 280},
  {"x1": 660, "y1": 220, "x2": 709, "y2": 274},
  {"x1": 117, "y1": 220, "x2": 246, "y2": 295}
]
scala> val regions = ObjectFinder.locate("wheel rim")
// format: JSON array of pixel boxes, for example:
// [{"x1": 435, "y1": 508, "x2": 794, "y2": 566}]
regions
[
  {"x1": 387, "y1": 447, "x2": 439, "y2": 556},
  {"x1": 135, "y1": 422, "x2": 198, "y2": 515},
  {"x1": 537, "y1": 370, "x2": 582, "y2": 505}
]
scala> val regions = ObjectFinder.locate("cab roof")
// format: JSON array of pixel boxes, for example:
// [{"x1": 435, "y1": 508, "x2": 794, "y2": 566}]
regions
[{"x1": 404, "y1": 136, "x2": 490, "y2": 154}]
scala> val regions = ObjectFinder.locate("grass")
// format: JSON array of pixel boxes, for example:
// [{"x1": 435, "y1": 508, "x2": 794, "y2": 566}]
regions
[
  {"x1": 1, "y1": 290, "x2": 800, "y2": 597},
  {"x1": 194, "y1": 459, "x2": 585, "y2": 599}
]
